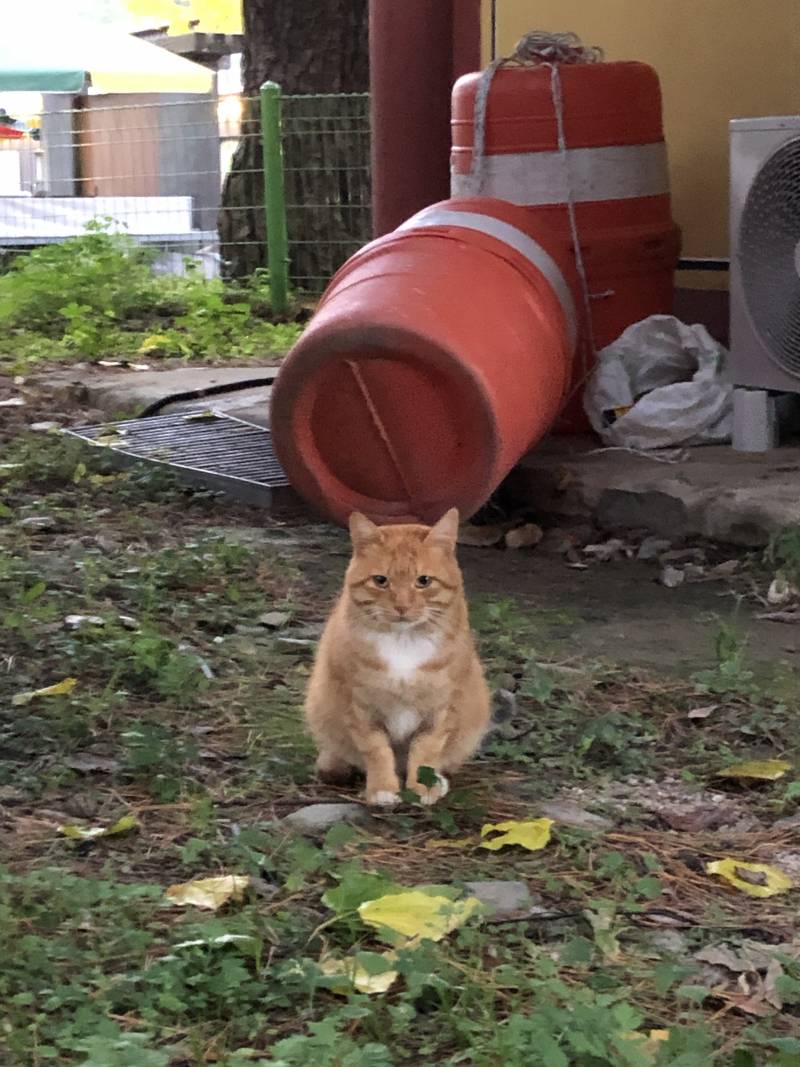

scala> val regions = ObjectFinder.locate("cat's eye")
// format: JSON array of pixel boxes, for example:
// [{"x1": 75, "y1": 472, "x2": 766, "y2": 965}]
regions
[
  {"x1": 372, "y1": 574, "x2": 388, "y2": 587},
  {"x1": 416, "y1": 575, "x2": 432, "y2": 588}
]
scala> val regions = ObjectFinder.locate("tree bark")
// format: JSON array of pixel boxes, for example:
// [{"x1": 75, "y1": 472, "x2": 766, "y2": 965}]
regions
[{"x1": 219, "y1": 0, "x2": 369, "y2": 281}]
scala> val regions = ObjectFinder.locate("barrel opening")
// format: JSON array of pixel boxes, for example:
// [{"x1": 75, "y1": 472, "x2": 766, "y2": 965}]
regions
[{"x1": 292, "y1": 346, "x2": 496, "y2": 521}]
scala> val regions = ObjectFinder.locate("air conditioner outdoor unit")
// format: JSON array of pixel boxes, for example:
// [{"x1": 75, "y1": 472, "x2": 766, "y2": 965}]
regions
[{"x1": 729, "y1": 115, "x2": 800, "y2": 394}]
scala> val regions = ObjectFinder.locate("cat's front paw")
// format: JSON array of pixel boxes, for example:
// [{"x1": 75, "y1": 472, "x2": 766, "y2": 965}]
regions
[
  {"x1": 367, "y1": 789, "x2": 402, "y2": 808},
  {"x1": 408, "y1": 774, "x2": 449, "y2": 806}
]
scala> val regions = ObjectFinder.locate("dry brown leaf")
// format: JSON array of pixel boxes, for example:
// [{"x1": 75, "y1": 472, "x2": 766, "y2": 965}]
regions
[
  {"x1": 687, "y1": 704, "x2": 718, "y2": 721},
  {"x1": 457, "y1": 523, "x2": 506, "y2": 547},
  {"x1": 165, "y1": 875, "x2": 250, "y2": 910},
  {"x1": 504, "y1": 524, "x2": 543, "y2": 550}
]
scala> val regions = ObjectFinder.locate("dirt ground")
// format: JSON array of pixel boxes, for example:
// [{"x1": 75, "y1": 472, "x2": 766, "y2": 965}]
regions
[
  {"x1": 460, "y1": 551, "x2": 797, "y2": 678},
  {"x1": 2, "y1": 374, "x2": 800, "y2": 1066}
]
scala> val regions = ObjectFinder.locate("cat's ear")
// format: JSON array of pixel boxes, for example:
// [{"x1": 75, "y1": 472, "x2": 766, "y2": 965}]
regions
[
  {"x1": 349, "y1": 511, "x2": 379, "y2": 548},
  {"x1": 425, "y1": 507, "x2": 459, "y2": 549}
]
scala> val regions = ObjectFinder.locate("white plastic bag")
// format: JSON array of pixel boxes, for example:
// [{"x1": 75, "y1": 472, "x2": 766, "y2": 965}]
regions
[{"x1": 583, "y1": 315, "x2": 733, "y2": 449}]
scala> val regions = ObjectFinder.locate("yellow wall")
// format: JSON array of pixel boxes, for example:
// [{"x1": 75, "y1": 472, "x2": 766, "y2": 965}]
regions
[{"x1": 481, "y1": 1, "x2": 800, "y2": 268}]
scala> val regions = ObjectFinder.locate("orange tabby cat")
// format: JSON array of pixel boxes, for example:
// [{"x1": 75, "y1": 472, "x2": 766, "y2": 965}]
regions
[{"x1": 305, "y1": 508, "x2": 490, "y2": 806}]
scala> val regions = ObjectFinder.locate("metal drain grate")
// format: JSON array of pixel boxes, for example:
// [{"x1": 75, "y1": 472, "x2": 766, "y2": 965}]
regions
[{"x1": 64, "y1": 411, "x2": 293, "y2": 507}]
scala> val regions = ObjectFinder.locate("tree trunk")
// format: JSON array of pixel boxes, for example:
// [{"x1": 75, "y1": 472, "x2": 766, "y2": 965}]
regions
[{"x1": 219, "y1": 0, "x2": 369, "y2": 282}]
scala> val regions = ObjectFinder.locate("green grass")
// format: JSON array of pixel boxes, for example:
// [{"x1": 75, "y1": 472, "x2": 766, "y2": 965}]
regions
[
  {"x1": 0, "y1": 222, "x2": 302, "y2": 371},
  {"x1": 2, "y1": 427, "x2": 800, "y2": 1065}
]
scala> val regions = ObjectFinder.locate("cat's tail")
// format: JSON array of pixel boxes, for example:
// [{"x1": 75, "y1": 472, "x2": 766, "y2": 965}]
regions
[{"x1": 479, "y1": 688, "x2": 518, "y2": 755}]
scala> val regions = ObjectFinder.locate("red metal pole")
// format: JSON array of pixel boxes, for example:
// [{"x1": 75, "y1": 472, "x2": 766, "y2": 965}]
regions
[
  {"x1": 369, "y1": 0, "x2": 481, "y2": 238},
  {"x1": 452, "y1": 0, "x2": 482, "y2": 80}
]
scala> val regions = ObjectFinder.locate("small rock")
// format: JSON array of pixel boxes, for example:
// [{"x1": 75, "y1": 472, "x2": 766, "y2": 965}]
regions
[
  {"x1": 29, "y1": 421, "x2": 59, "y2": 432},
  {"x1": 768, "y1": 577, "x2": 796, "y2": 606},
  {"x1": 118, "y1": 614, "x2": 139, "y2": 630},
  {"x1": 712, "y1": 559, "x2": 740, "y2": 577},
  {"x1": 504, "y1": 523, "x2": 544, "y2": 550},
  {"x1": 660, "y1": 565, "x2": 685, "y2": 588},
  {"x1": 637, "y1": 536, "x2": 672, "y2": 561},
  {"x1": 491, "y1": 688, "x2": 517, "y2": 723},
  {"x1": 282, "y1": 803, "x2": 374, "y2": 835},
  {"x1": 464, "y1": 880, "x2": 532, "y2": 917},
  {"x1": 644, "y1": 929, "x2": 689, "y2": 956},
  {"x1": 660, "y1": 803, "x2": 743, "y2": 832},
  {"x1": 65, "y1": 754, "x2": 120, "y2": 773},
  {"x1": 0, "y1": 397, "x2": 24, "y2": 407},
  {"x1": 538, "y1": 800, "x2": 614, "y2": 832},
  {"x1": 683, "y1": 563, "x2": 706, "y2": 581},
  {"x1": 773, "y1": 851, "x2": 800, "y2": 882},
  {"x1": 259, "y1": 611, "x2": 291, "y2": 628},
  {"x1": 775, "y1": 812, "x2": 800, "y2": 830},
  {"x1": 20, "y1": 515, "x2": 57, "y2": 531},
  {"x1": 660, "y1": 547, "x2": 706, "y2": 565},
  {"x1": 64, "y1": 614, "x2": 105, "y2": 629},
  {"x1": 583, "y1": 538, "x2": 628, "y2": 562},
  {"x1": 95, "y1": 534, "x2": 119, "y2": 553}
]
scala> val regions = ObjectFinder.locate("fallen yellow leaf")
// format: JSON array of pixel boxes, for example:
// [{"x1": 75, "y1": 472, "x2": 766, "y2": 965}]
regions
[
  {"x1": 59, "y1": 813, "x2": 138, "y2": 840},
  {"x1": 716, "y1": 759, "x2": 792, "y2": 781},
  {"x1": 318, "y1": 952, "x2": 399, "y2": 995},
  {"x1": 12, "y1": 676, "x2": 77, "y2": 706},
  {"x1": 480, "y1": 818, "x2": 553, "y2": 852},
  {"x1": 358, "y1": 890, "x2": 481, "y2": 945},
  {"x1": 706, "y1": 859, "x2": 793, "y2": 898},
  {"x1": 165, "y1": 875, "x2": 250, "y2": 910}
]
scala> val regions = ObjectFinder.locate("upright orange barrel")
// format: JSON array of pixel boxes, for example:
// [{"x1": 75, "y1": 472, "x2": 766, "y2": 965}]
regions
[
  {"x1": 270, "y1": 197, "x2": 578, "y2": 526},
  {"x1": 451, "y1": 57, "x2": 681, "y2": 427}
]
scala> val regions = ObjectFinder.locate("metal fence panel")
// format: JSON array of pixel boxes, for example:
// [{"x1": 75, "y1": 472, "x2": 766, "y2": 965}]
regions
[{"x1": 0, "y1": 90, "x2": 372, "y2": 293}]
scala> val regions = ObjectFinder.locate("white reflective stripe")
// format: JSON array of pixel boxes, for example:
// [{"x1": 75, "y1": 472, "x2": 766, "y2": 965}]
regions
[
  {"x1": 451, "y1": 142, "x2": 669, "y2": 205},
  {"x1": 398, "y1": 207, "x2": 577, "y2": 347}
]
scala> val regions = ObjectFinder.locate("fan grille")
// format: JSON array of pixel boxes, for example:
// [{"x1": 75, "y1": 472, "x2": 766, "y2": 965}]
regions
[{"x1": 738, "y1": 135, "x2": 800, "y2": 376}]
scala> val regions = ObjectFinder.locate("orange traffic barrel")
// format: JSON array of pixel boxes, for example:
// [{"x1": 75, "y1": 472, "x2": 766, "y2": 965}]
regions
[
  {"x1": 270, "y1": 197, "x2": 578, "y2": 526},
  {"x1": 451, "y1": 53, "x2": 681, "y2": 427}
]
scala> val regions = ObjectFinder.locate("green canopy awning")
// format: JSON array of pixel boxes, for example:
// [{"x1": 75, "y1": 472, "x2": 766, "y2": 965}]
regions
[{"x1": 0, "y1": 70, "x2": 86, "y2": 93}]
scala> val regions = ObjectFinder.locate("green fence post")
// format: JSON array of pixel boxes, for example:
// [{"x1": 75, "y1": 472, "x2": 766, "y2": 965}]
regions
[{"x1": 260, "y1": 80, "x2": 289, "y2": 316}]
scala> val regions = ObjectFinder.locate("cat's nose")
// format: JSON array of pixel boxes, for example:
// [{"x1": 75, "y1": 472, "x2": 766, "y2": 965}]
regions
[{"x1": 394, "y1": 604, "x2": 409, "y2": 617}]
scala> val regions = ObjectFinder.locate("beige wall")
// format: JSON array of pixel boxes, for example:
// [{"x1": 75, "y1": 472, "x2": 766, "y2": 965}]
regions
[
  {"x1": 480, "y1": 0, "x2": 800, "y2": 266},
  {"x1": 78, "y1": 98, "x2": 159, "y2": 197}
]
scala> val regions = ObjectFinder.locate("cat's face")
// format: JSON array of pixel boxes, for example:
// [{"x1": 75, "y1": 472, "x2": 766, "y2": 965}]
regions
[{"x1": 345, "y1": 509, "x2": 462, "y2": 630}]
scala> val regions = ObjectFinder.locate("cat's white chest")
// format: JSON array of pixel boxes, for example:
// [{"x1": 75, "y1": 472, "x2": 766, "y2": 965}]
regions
[{"x1": 370, "y1": 630, "x2": 440, "y2": 683}]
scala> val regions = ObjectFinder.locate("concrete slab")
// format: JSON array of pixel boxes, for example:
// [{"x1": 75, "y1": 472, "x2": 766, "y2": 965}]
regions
[
  {"x1": 163, "y1": 385, "x2": 271, "y2": 428},
  {"x1": 31, "y1": 365, "x2": 276, "y2": 421},
  {"x1": 504, "y1": 436, "x2": 800, "y2": 546}
]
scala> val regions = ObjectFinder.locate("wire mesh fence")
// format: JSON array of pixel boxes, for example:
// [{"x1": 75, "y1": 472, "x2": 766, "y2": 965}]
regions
[
  {"x1": 0, "y1": 90, "x2": 372, "y2": 294},
  {"x1": 282, "y1": 93, "x2": 372, "y2": 291}
]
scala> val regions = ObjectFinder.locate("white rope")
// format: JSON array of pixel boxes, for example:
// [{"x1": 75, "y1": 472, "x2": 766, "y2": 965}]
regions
[
  {"x1": 585, "y1": 446, "x2": 690, "y2": 464},
  {"x1": 546, "y1": 60, "x2": 597, "y2": 397},
  {"x1": 468, "y1": 57, "x2": 502, "y2": 196},
  {"x1": 467, "y1": 31, "x2": 606, "y2": 405}
]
